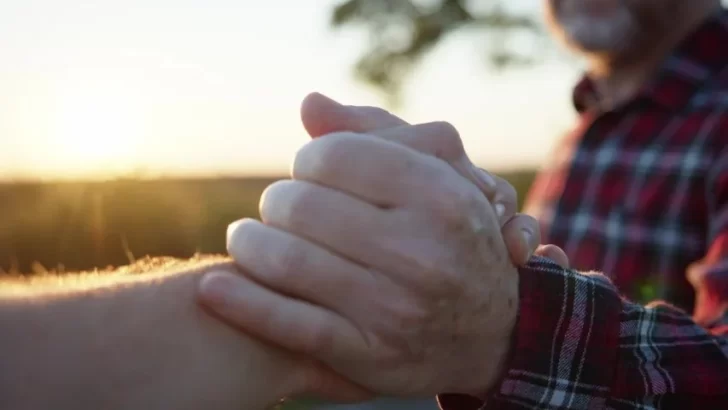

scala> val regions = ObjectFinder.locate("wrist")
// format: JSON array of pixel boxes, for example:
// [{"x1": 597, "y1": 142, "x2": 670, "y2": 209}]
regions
[
  {"x1": 475, "y1": 296, "x2": 518, "y2": 399},
  {"x1": 457, "y1": 265, "x2": 520, "y2": 400},
  {"x1": 436, "y1": 265, "x2": 519, "y2": 409},
  {"x1": 486, "y1": 329, "x2": 516, "y2": 397},
  {"x1": 437, "y1": 332, "x2": 515, "y2": 410}
]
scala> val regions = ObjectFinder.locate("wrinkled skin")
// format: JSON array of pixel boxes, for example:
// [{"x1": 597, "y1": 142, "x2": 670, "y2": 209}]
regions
[{"x1": 199, "y1": 94, "x2": 570, "y2": 400}]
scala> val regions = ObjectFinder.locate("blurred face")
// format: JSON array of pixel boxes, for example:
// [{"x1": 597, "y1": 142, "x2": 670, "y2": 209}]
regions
[{"x1": 544, "y1": 0, "x2": 670, "y2": 57}]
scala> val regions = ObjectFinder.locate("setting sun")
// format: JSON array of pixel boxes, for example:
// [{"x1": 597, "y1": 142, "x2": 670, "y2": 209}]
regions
[
  {"x1": 47, "y1": 83, "x2": 145, "y2": 175},
  {"x1": 0, "y1": 0, "x2": 579, "y2": 182}
]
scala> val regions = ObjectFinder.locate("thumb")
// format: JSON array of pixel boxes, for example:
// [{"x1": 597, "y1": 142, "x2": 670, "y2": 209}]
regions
[
  {"x1": 300, "y1": 92, "x2": 408, "y2": 138},
  {"x1": 534, "y1": 244, "x2": 570, "y2": 269}
]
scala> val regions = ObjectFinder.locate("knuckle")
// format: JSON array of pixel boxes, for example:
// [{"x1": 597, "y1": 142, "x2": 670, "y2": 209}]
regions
[
  {"x1": 495, "y1": 179, "x2": 518, "y2": 208},
  {"x1": 273, "y1": 240, "x2": 308, "y2": 278},
  {"x1": 433, "y1": 121, "x2": 462, "y2": 144},
  {"x1": 437, "y1": 185, "x2": 486, "y2": 225},
  {"x1": 293, "y1": 132, "x2": 358, "y2": 180},
  {"x1": 357, "y1": 106, "x2": 406, "y2": 129},
  {"x1": 260, "y1": 180, "x2": 316, "y2": 229},
  {"x1": 360, "y1": 106, "x2": 393, "y2": 118},
  {"x1": 427, "y1": 121, "x2": 464, "y2": 160}
]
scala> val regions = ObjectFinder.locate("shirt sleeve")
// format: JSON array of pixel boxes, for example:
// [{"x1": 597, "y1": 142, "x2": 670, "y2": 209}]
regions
[
  {"x1": 437, "y1": 257, "x2": 728, "y2": 410},
  {"x1": 438, "y1": 148, "x2": 728, "y2": 409}
]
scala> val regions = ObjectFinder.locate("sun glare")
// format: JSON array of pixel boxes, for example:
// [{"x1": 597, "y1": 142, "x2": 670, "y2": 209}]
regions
[{"x1": 48, "y1": 84, "x2": 145, "y2": 176}]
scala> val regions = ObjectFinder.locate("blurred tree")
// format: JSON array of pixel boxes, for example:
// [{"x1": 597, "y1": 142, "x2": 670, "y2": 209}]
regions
[{"x1": 329, "y1": 0, "x2": 542, "y2": 104}]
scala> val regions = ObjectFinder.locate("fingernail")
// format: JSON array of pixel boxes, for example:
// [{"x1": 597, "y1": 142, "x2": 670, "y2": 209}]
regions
[
  {"x1": 494, "y1": 203, "x2": 506, "y2": 219},
  {"x1": 198, "y1": 271, "x2": 235, "y2": 305},
  {"x1": 475, "y1": 168, "x2": 497, "y2": 191},
  {"x1": 521, "y1": 227, "x2": 533, "y2": 242},
  {"x1": 521, "y1": 228, "x2": 534, "y2": 261}
]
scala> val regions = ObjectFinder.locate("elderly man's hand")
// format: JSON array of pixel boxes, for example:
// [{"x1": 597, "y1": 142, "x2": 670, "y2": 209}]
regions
[
  {"x1": 299, "y1": 93, "x2": 542, "y2": 266},
  {"x1": 298, "y1": 93, "x2": 569, "y2": 268},
  {"x1": 200, "y1": 130, "x2": 522, "y2": 398}
]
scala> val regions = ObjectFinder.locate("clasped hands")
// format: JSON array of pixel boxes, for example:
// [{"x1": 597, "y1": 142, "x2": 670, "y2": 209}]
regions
[{"x1": 197, "y1": 93, "x2": 569, "y2": 403}]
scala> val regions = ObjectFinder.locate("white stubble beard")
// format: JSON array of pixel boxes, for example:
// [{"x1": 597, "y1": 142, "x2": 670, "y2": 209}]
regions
[{"x1": 555, "y1": 1, "x2": 641, "y2": 55}]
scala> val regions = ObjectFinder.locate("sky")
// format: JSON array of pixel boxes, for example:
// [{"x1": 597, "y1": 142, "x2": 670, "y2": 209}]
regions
[{"x1": 0, "y1": 0, "x2": 583, "y2": 181}]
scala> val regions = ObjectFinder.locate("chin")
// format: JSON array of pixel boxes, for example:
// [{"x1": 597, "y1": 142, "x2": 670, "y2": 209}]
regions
[{"x1": 553, "y1": 13, "x2": 640, "y2": 57}]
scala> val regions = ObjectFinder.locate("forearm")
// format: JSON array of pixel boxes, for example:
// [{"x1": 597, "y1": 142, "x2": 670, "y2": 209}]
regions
[{"x1": 0, "y1": 257, "x2": 298, "y2": 410}]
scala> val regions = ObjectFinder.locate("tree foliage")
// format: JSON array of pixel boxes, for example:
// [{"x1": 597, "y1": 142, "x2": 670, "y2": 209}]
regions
[{"x1": 329, "y1": 0, "x2": 541, "y2": 103}]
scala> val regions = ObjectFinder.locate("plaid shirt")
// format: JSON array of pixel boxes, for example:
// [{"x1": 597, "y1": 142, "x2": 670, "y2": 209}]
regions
[{"x1": 440, "y1": 8, "x2": 728, "y2": 410}]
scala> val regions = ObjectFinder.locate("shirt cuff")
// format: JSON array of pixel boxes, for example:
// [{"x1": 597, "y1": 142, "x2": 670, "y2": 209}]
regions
[{"x1": 438, "y1": 257, "x2": 621, "y2": 410}]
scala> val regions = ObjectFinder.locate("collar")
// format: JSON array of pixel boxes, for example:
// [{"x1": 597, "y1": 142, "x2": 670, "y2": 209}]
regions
[{"x1": 572, "y1": 7, "x2": 728, "y2": 113}]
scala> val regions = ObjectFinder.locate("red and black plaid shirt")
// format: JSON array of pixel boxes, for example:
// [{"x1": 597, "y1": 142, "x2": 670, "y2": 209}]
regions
[{"x1": 440, "y1": 7, "x2": 728, "y2": 410}]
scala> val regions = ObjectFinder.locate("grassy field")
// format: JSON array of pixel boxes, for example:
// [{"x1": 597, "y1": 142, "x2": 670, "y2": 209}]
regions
[{"x1": 0, "y1": 171, "x2": 537, "y2": 275}]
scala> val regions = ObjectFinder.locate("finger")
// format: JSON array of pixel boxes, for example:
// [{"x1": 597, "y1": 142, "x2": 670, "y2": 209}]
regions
[
  {"x1": 300, "y1": 92, "x2": 407, "y2": 137},
  {"x1": 258, "y1": 179, "x2": 447, "y2": 292},
  {"x1": 534, "y1": 244, "x2": 570, "y2": 268},
  {"x1": 259, "y1": 179, "x2": 391, "y2": 244},
  {"x1": 501, "y1": 214, "x2": 541, "y2": 266},
  {"x1": 490, "y1": 172, "x2": 519, "y2": 226},
  {"x1": 197, "y1": 270, "x2": 364, "y2": 360},
  {"x1": 301, "y1": 94, "x2": 499, "y2": 197},
  {"x1": 292, "y1": 131, "x2": 483, "y2": 209},
  {"x1": 370, "y1": 123, "x2": 498, "y2": 196},
  {"x1": 259, "y1": 179, "x2": 395, "y2": 272},
  {"x1": 226, "y1": 218, "x2": 377, "y2": 318}
]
